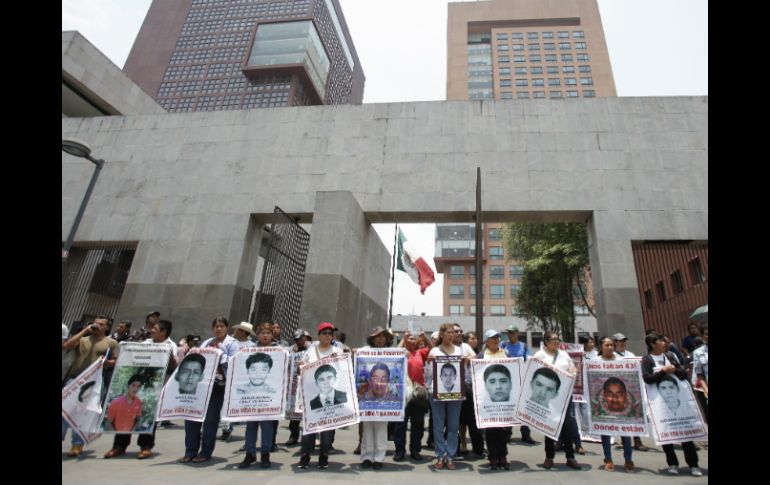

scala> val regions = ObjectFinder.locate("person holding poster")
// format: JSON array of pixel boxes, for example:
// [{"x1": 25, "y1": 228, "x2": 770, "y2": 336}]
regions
[
  {"x1": 480, "y1": 329, "x2": 512, "y2": 470},
  {"x1": 426, "y1": 323, "x2": 475, "y2": 470},
  {"x1": 356, "y1": 326, "x2": 397, "y2": 470},
  {"x1": 502, "y1": 325, "x2": 536, "y2": 445},
  {"x1": 179, "y1": 316, "x2": 238, "y2": 464},
  {"x1": 641, "y1": 332, "x2": 703, "y2": 476},
  {"x1": 297, "y1": 322, "x2": 344, "y2": 470},
  {"x1": 393, "y1": 330, "x2": 430, "y2": 462},
  {"x1": 593, "y1": 336, "x2": 635, "y2": 472},
  {"x1": 532, "y1": 331, "x2": 581, "y2": 470}
]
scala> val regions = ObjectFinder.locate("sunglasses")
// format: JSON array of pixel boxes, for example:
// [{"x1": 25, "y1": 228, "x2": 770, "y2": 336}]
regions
[{"x1": 319, "y1": 330, "x2": 334, "y2": 336}]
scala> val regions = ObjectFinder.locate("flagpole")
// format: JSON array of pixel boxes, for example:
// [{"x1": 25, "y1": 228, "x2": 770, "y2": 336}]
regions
[{"x1": 387, "y1": 223, "x2": 398, "y2": 328}]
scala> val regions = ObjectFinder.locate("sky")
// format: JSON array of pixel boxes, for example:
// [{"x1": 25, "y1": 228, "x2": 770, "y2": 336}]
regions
[{"x1": 61, "y1": 0, "x2": 707, "y2": 315}]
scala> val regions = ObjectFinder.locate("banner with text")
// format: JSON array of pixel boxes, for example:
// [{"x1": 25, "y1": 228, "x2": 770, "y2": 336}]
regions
[
  {"x1": 301, "y1": 353, "x2": 359, "y2": 433},
  {"x1": 355, "y1": 348, "x2": 407, "y2": 421},
  {"x1": 515, "y1": 357, "x2": 575, "y2": 440},
  {"x1": 585, "y1": 358, "x2": 648, "y2": 437},
  {"x1": 471, "y1": 358, "x2": 523, "y2": 429},
  {"x1": 62, "y1": 357, "x2": 105, "y2": 444},
  {"x1": 223, "y1": 346, "x2": 289, "y2": 421},
  {"x1": 157, "y1": 347, "x2": 221, "y2": 421},
  {"x1": 644, "y1": 373, "x2": 708, "y2": 444}
]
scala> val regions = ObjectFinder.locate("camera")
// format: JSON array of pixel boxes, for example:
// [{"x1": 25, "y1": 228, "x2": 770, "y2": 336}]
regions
[{"x1": 90, "y1": 323, "x2": 99, "y2": 331}]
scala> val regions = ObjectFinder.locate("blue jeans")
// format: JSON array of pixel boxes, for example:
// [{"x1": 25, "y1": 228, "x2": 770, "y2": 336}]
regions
[
  {"x1": 61, "y1": 417, "x2": 85, "y2": 446},
  {"x1": 245, "y1": 420, "x2": 274, "y2": 455},
  {"x1": 602, "y1": 435, "x2": 632, "y2": 462},
  {"x1": 184, "y1": 386, "x2": 224, "y2": 458},
  {"x1": 429, "y1": 398, "x2": 462, "y2": 459}
]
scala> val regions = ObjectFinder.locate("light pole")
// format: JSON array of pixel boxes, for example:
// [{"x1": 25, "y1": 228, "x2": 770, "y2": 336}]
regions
[{"x1": 61, "y1": 138, "x2": 104, "y2": 275}]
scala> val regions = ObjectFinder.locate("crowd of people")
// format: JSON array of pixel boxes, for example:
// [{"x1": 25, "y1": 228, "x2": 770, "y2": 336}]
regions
[{"x1": 62, "y1": 314, "x2": 708, "y2": 476}]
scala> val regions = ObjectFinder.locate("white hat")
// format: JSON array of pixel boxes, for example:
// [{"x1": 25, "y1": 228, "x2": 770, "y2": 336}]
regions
[
  {"x1": 431, "y1": 330, "x2": 440, "y2": 340},
  {"x1": 233, "y1": 322, "x2": 255, "y2": 336}
]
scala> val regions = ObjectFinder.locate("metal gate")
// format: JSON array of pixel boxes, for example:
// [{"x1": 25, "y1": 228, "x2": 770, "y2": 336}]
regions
[
  {"x1": 62, "y1": 243, "x2": 136, "y2": 332},
  {"x1": 251, "y1": 207, "x2": 310, "y2": 342}
]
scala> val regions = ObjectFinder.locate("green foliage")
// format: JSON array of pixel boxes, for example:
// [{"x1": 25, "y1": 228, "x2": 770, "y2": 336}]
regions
[{"x1": 503, "y1": 222, "x2": 591, "y2": 342}]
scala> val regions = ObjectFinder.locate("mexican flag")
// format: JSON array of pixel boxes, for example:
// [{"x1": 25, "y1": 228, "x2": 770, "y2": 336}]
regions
[{"x1": 396, "y1": 228, "x2": 435, "y2": 294}]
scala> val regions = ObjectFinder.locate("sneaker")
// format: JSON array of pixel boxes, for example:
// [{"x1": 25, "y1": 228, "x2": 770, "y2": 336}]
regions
[
  {"x1": 489, "y1": 457, "x2": 498, "y2": 470},
  {"x1": 690, "y1": 467, "x2": 703, "y2": 476},
  {"x1": 260, "y1": 453, "x2": 271, "y2": 469},
  {"x1": 499, "y1": 459, "x2": 510, "y2": 470},
  {"x1": 667, "y1": 466, "x2": 679, "y2": 475},
  {"x1": 624, "y1": 460, "x2": 634, "y2": 472},
  {"x1": 362, "y1": 459, "x2": 373, "y2": 469},
  {"x1": 318, "y1": 454, "x2": 329, "y2": 469},
  {"x1": 603, "y1": 459, "x2": 614, "y2": 472},
  {"x1": 238, "y1": 453, "x2": 256, "y2": 469},
  {"x1": 298, "y1": 454, "x2": 311, "y2": 469}
]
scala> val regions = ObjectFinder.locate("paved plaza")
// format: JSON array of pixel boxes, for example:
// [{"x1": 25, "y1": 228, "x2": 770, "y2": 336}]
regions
[{"x1": 63, "y1": 420, "x2": 707, "y2": 485}]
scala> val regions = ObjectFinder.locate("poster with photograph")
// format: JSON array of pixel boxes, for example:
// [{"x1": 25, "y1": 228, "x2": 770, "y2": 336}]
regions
[
  {"x1": 223, "y1": 346, "x2": 289, "y2": 421},
  {"x1": 585, "y1": 359, "x2": 648, "y2": 437},
  {"x1": 644, "y1": 373, "x2": 708, "y2": 444},
  {"x1": 471, "y1": 358, "x2": 523, "y2": 429},
  {"x1": 285, "y1": 351, "x2": 307, "y2": 420},
  {"x1": 301, "y1": 353, "x2": 359, "y2": 433},
  {"x1": 101, "y1": 342, "x2": 170, "y2": 434},
  {"x1": 433, "y1": 355, "x2": 465, "y2": 401},
  {"x1": 515, "y1": 357, "x2": 575, "y2": 440},
  {"x1": 62, "y1": 357, "x2": 105, "y2": 444},
  {"x1": 566, "y1": 348, "x2": 586, "y2": 402},
  {"x1": 574, "y1": 402, "x2": 604, "y2": 443},
  {"x1": 157, "y1": 347, "x2": 221, "y2": 421},
  {"x1": 355, "y1": 348, "x2": 407, "y2": 421}
]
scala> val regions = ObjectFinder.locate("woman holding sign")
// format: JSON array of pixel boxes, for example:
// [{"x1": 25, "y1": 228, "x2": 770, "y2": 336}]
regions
[{"x1": 595, "y1": 336, "x2": 635, "y2": 472}]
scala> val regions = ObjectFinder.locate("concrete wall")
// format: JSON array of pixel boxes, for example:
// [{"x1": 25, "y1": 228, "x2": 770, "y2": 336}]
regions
[
  {"x1": 62, "y1": 31, "x2": 165, "y2": 116},
  {"x1": 62, "y1": 97, "x2": 707, "y2": 345}
]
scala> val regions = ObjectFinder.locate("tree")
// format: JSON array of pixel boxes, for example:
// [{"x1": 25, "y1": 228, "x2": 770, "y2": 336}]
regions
[{"x1": 503, "y1": 223, "x2": 593, "y2": 342}]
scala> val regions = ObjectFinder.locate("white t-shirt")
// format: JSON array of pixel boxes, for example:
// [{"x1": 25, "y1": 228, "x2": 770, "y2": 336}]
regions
[
  {"x1": 614, "y1": 349, "x2": 636, "y2": 358},
  {"x1": 533, "y1": 349, "x2": 575, "y2": 374}
]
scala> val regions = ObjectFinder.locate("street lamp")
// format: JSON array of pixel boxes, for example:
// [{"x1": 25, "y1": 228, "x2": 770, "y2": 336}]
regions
[{"x1": 61, "y1": 138, "x2": 105, "y2": 273}]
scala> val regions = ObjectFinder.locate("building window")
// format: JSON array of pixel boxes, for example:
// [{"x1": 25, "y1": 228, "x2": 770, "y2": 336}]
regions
[
  {"x1": 562, "y1": 66, "x2": 575, "y2": 73},
  {"x1": 470, "y1": 284, "x2": 483, "y2": 296},
  {"x1": 469, "y1": 265, "x2": 476, "y2": 276},
  {"x1": 470, "y1": 305, "x2": 485, "y2": 316},
  {"x1": 514, "y1": 55, "x2": 525, "y2": 63},
  {"x1": 558, "y1": 31, "x2": 569, "y2": 39},
  {"x1": 498, "y1": 55, "x2": 510, "y2": 63},
  {"x1": 644, "y1": 289, "x2": 654, "y2": 309},
  {"x1": 516, "y1": 79, "x2": 528, "y2": 87},
  {"x1": 496, "y1": 33, "x2": 508, "y2": 40},
  {"x1": 547, "y1": 66, "x2": 558, "y2": 74},
  {"x1": 491, "y1": 305, "x2": 506, "y2": 316},
  {"x1": 449, "y1": 304, "x2": 464, "y2": 316},
  {"x1": 531, "y1": 66, "x2": 543, "y2": 74},
  {"x1": 671, "y1": 270, "x2": 685, "y2": 294},
  {"x1": 656, "y1": 281, "x2": 666, "y2": 301},
  {"x1": 577, "y1": 53, "x2": 590, "y2": 62},
  {"x1": 550, "y1": 91, "x2": 562, "y2": 98},
  {"x1": 567, "y1": 90, "x2": 579, "y2": 97},
  {"x1": 583, "y1": 90, "x2": 596, "y2": 97},
  {"x1": 561, "y1": 54, "x2": 574, "y2": 62},
  {"x1": 497, "y1": 44, "x2": 509, "y2": 51},
  {"x1": 529, "y1": 54, "x2": 541, "y2": 62},
  {"x1": 533, "y1": 91, "x2": 545, "y2": 98},
  {"x1": 512, "y1": 32, "x2": 523, "y2": 40},
  {"x1": 572, "y1": 31, "x2": 585, "y2": 38},
  {"x1": 490, "y1": 266, "x2": 504, "y2": 279},
  {"x1": 516, "y1": 91, "x2": 529, "y2": 99},
  {"x1": 544, "y1": 43, "x2": 555, "y2": 50},
  {"x1": 543, "y1": 32, "x2": 554, "y2": 39},
  {"x1": 499, "y1": 67, "x2": 511, "y2": 75},
  {"x1": 500, "y1": 79, "x2": 512, "y2": 87},
  {"x1": 528, "y1": 43, "x2": 540, "y2": 51},
  {"x1": 450, "y1": 284, "x2": 464, "y2": 299},
  {"x1": 580, "y1": 77, "x2": 594, "y2": 85},
  {"x1": 509, "y1": 264, "x2": 524, "y2": 277},
  {"x1": 545, "y1": 54, "x2": 557, "y2": 63},
  {"x1": 579, "y1": 65, "x2": 591, "y2": 73},
  {"x1": 501, "y1": 91, "x2": 513, "y2": 99},
  {"x1": 489, "y1": 227, "x2": 501, "y2": 240},
  {"x1": 565, "y1": 77, "x2": 577, "y2": 85},
  {"x1": 450, "y1": 265, "x2": 465, "y2": 279},
  {"x1": 527, "y1": 32, "x2": 538, "y2": 40},
  {"x1": 559, "y1": 42, "x2": 571, "y2": 50},
  {"x1": 490, "y1": 285, "x2": 505, "y2": 299},
  {"x1": 532, "y1": 78, "x2": 544, "y2": 86},
  {"x1": 489, "y1": 246, "x2": 504, "y2": 259},
  {"x1": 510, "y1": 284, "x2": 520, "y2": 297},
  {"x1": 575, "y1": 42, "x2": 587, "y2": 49},
  {"x1": 689, "y1": 257, "x2": 705, "y2": 284},
  {"x1": 549, "y1": 78, "x2": 560, "y2": 86},
  {"x1": 514, "y1": 67, "x2": 527, "y2": 75},
  {"x1": 512, "y1": 43, "x2": 524, "y2": 51}
]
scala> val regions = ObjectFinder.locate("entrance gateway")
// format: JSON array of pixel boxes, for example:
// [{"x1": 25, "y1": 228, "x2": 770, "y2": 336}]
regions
[{"x1": 62, "y1": 97, "x2": 708, "y2": 353}]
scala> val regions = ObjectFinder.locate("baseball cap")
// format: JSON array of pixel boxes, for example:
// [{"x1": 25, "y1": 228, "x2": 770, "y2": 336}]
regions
[
  {"x1": 318, "y1": 322, "x2": 334, "y2": 333},
  {"x1": 146, "y1": 310, "x2": 160, "y2": 318},
  {"x1": 483, "y1": 329, "x2": 501, "y2": 340},
  {"x1": 612, "y1": 333, "x2": 628, "y2": 341},
  {"x1": 506, "y1": 325, "x2": 519, "y2": 333}
]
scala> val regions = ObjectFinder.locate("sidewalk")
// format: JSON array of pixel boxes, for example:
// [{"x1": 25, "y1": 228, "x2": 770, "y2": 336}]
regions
[{"x1": 63, "y1": 420, "x2": 707, "y2": 485}]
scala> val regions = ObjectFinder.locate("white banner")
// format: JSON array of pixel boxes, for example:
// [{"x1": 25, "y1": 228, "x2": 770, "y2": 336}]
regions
[
  {"x1": 515, "y1": 357, "x2": 575, "y2": 440},
  {"x1": 223, "y1": 346, "x2": 289, "y2": 421},
  {"x1": 585, "y1": 359, "x2": 648, "y2": 437},
  {"x1": 62, "y1": 357, "x2": 105, "y2": 444},
  {"x1": 355, "y1": 348, "x2": 407, "y2": 421},
  {"x1": 574, "y1": 401, "x2": 604, "y2": 443},
  {"x1": 301, "y1": 354, "x2": 359, "y2": 433},
  {"x1": 101, "y1": 342, "x2": 170, "y2": 434},
  {"x1": 156, "y1": 348, "x2": 221, "y2": 422},
  {"x1": 432, "y1": 355, "x2": 465, "y2": 401},
  {"x1": 285, "y1": 351, "x2": 305, "y2": 420},
  {"x1": 471, "y1": 358, "x2": 523, "y2": 429},
  {"x1": 644, "y1": 373, "x2": 708, "y2": 444}
]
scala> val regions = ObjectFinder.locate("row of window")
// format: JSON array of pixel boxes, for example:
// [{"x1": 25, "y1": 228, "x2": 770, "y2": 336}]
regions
[
  {"x1": 497, "y1": 42, "x2": 587, "y2": 52},
  {"x1": 448, "y1": 304, "x2": 591, "y2": 317},
  {"x1": 501, "y1": 77, "x2": 593, "y2": 87},
  {"x1": 501, "y1": 90, "x2": 596, "y2": 99},
  {"x1": 449, "y1": 284, "x2": 520, "y2": 299},
  {"x1": 498, "y1": 53, "x2": 590, "y2": 63},
  {"x1": 449, "y1": 264, "x2": 525, "y2": 279},
  {"x1": 499, "y1": 65, "x2": 591, "y2": 76},
  {"x1": 496, "y1": 31, "x2": 584, "y2": 41},
  {"x1": 643, "y1": 257, "x2": 706, "y2": 309}
]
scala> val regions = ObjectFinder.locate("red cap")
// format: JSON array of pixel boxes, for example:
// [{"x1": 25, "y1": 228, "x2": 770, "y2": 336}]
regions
[{"x1": 318, "y1": 322, "x2": 334, "y2": 333}]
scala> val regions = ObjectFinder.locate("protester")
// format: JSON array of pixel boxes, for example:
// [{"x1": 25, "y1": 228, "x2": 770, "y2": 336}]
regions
[
  {"x1": 612, "y1": 333, "x2": 649, "y2": 452},
  {"x1": 111, "y1": 319, "x2": 132, "y2": 343},
  {"x1": 455, "y1": 324, "x2": 484, "y2": 458},
  {"x1": 691, "y1": 325, "x2": 708, "y2": 422},
  {"x1": 394, "y1": 330, "x2": 431, "y2": 462},
  {"x1": 480, "y1": 330, "x2": 512, "y2": 470},
  {"x1": 502, "y1": 325, "x2": 536, "y2": 445}
]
